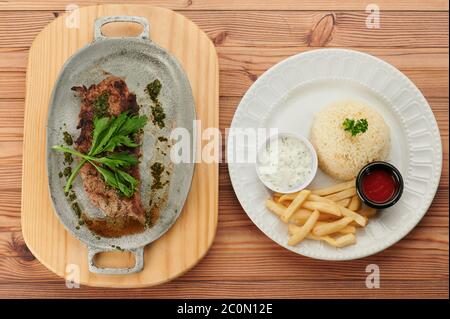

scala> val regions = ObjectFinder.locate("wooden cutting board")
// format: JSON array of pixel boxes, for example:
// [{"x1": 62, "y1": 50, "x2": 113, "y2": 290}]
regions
[{"x1": 21, "y1": 4, "x2": 218, "y2": 287}]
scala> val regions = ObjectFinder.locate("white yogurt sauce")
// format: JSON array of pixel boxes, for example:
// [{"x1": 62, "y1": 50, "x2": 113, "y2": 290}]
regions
[{"x1": 258, "y1": 135, "x2": 313, "y2": 191}]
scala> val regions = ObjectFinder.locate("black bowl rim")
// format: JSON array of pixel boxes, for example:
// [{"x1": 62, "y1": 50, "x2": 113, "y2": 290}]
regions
[{"x1": 356, "y1": 161, "x2": 404, "y2": 209}]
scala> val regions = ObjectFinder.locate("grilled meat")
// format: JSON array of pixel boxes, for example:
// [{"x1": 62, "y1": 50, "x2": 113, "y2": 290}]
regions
[{"x1": 71, "y1": 76, "x2": 146, "y2": 225}]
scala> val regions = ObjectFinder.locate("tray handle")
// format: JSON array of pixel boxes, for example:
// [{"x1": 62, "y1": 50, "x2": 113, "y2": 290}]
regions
[
  {"x1": 88, "y1": 246, "x2": 144, "y2": 275},
  {"x1": 94, "y1": 16, "x2": 150, "y2": 41}
]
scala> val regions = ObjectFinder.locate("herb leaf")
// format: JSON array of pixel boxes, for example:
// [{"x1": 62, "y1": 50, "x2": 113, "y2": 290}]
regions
[
  {"x1": 95, "y1": 152, "x2": 139, "y2": 170},
  {"x1": 117, "y1": 114, "x2": 148, "y2": 136},
  {"x1": 343, "y1": 118, "x2": 368, "y2": 136},
  {"x1": 53, "y1": 112, "x2": 147, "y2": 197},
  {"x1": 90, "y1": 117, "x2": 110, "y2": 153},
  {"x1": 117, "y1": 170, "x2": 138, "y2": 191},
  {"x1": 89, "y1": 112, "x2": 129, "y2": 156},
  {"x1": 90, "y1": 113, "x2": 147, "y2": 156},
  {"x1": 103, "y1": 135, "x2": 139, "y2": 152}
]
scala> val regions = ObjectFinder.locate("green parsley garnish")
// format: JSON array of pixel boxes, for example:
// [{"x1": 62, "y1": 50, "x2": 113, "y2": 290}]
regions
[
  {"x1": 53, "y1": 112, "x2": 147, "y2": 197},
  {"x1": 343, "y1": 118, "x2": 368, "y2": 137}
]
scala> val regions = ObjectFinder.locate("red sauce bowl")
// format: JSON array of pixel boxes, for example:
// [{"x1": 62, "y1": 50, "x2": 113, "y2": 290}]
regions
[{"x1": 356, "y1": 161, "x2": 404, "y2": 209}]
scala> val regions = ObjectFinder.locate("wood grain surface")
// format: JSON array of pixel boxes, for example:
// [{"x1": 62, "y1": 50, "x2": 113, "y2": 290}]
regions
[{"x1": 0, "y1": 0, "x2": 448, "y2": 298}]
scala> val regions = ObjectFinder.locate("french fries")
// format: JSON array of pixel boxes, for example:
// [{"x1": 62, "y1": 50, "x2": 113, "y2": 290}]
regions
[
  {"x1": 339, "y1": 206, "x2": 368, "y2": 227},
  {"x1": 265, "y1": 199, "x2": 285, "y2": 217},
  {"x1": 335, "y1": 234, "x2": 357, "y2": 248},
  {"x1": 348, "y1": 195, "x2": 361, "y2": 211},
  {"x1": 281, "y1": 190, "x2": 311, "y2": 223},
  {"x1": 308, "y1": 194, "x2": 337, "y2": 205},
  {"x1": 265, "y1": 179, "x2": 375, "y2": 249},
  {"x1": 307, "y1": 233, "x2": 338, "y2": 246},
  {"x1": 291, "y1": 209, "x2": 336, "y2": 225},
  {"x1": 325, "y1": 187, "x2": 357, "y2": 202},
  {"x1": 288, "y1": 210, "x2": 320, "y2": 245},
  {"x1": 337, "y1": 198, "x2": 351, "y2": 208},
  {"x1": 278, "y1": 193, "x2": 297, "y2": 203},
  {"x1": 290, "y1": 222, "x2": 356, "y2": 236},
  {"x1": 311, "y1": 180, "x2": 356, "y2": 196},
  {"x1": 312, "y1": 217, "x2": 353, "y2": 236},
  {"x1": 358, "y1": 206, "x2": 377, "y2": 218},
  {"x1": 339, "y1": 225, "x2": 356, "y2": 234},
  {"x1": 290, "y1": 209, "x2": 314, "y2": 225},
  {"x1": 302, "y1": 201, "x2": 341, "y2": 217}
]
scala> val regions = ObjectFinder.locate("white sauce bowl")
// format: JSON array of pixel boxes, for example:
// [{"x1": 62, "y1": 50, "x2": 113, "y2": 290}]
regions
[{"x1": 256, "y1": 133, "x2": 318, "y2": 194}]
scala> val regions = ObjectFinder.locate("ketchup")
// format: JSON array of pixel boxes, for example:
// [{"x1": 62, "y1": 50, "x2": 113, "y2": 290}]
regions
[{"x1": 361, "y1": 168, "x2": 398, "y2": 203}]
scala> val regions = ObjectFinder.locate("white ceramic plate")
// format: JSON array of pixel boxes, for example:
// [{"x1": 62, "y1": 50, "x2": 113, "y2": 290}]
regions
[{"x1": 227, "y1": 48, "x2": 442, "y2": 260}]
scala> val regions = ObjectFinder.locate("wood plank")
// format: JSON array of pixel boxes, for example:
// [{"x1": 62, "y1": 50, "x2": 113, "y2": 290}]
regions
[
  {"x1": 0, "y1": 140, "x2": 22, "y2": 163},
  {"x1": 0, "y1": 190, "x2": 21, "y2": 232},
  {"x1": 0, "y1": 218, "x2": 448, "y2": 280},
  {"x1": 0, "y1": 100, "x2": 24, "y2": 141},
  {"x1": 0, "y1": 0, "x2": 448, "y2": 11},
  {"x1": 218, "y1": 47, "x2": 450, "y2": 71},
  {"x1": 0, "y1": 279, "x2": 447, "y2": 298},
  {"x1": 0, "y1": 49, "x2": 27, "y2": 72},
  {"x1": 2, "y1": 47, "x2": 448, "y2": 72},
  {"x1": 0, "y1": 72, "x2": 26, "y2": 99},
  {"x1": 0, "y1": 159, "x2": 22, "y2": 190},
  {"x1": 0, "y1": 11, "x2": 57, "y2": 48},
  {"x1": 0, "y1": 232, "x2": 32, "y2": 258},
  {"x1": 219, "y1": 69, "x2": 449, "y2": 98},
  {"x1": 0, "y1": 11, "x2": 448, "y2": 48},
  {"x1": 188, "y1": 11, "x2": 449, "y2": 47},
  {"x1": 0, "y1": 68, "x2": 448, "y2": 100}
]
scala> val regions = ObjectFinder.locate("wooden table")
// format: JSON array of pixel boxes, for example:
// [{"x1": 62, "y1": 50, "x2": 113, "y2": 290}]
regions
[{"x1": 0, "y1": 0, "x2": 448, "y2": 298}]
